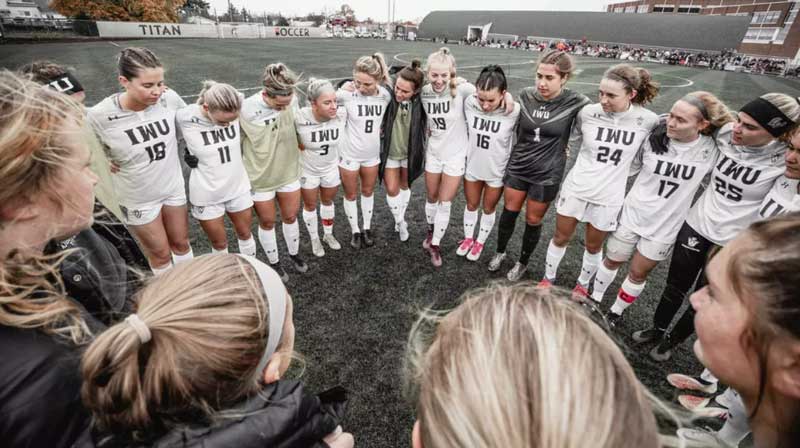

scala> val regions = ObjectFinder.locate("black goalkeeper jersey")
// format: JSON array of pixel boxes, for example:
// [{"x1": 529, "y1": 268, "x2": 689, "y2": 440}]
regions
[{"x1": 505, "y1": 88, "x2": 590, "y2": 186}]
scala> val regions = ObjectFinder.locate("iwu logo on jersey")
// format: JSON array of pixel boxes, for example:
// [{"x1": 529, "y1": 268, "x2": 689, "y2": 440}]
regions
[
  {"x1": 195, "y1": 206, "x2": 205, "y2": 215},
  {"x1": 682, "y1": 236, "x2": 700, "y2": 252},
  {"x1": 133, "y1": 210, "x2": 142, "y2": 219},
  {"x1": 772, "y1": 152, "x2": 783, "y2": 164}
]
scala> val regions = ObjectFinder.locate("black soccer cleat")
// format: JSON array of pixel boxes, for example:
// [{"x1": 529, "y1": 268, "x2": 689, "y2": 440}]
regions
[
  {"x1": 270, "y1": 262, "x2": 289, "y2": 283},
  {"x1": 632, "y1": 327, "x2": 666, "y2": 344},
  {"x1": 362, "y1": 229, "x2": 375, "y2": 247},
  {"x1": 289, "y1": 254, "x2": 308, "y2": 273},
  {"x1": 350, "y1": 232, "x2": 362, "y2": 249}
]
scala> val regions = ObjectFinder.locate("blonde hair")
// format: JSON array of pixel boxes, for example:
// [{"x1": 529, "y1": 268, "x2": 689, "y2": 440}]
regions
[
  {"x1": 682, "y1": 91, "x2": 736, "y2": 136},
  {"x1": 538, "y1": 49, "x2": 576, "y2": 81},
  {"x1": 604, "y1": 64, "x2": 660, "y2": 105},
  {"x1": 353, "y1": 52, "x2": 390, "y2": 86},
  {"x1": 762, "y1": 93, "x2": 800, "y2": 142},
  {"x1": 81, "y1": 255, "x2": 292, "y2": 439},
  {"x1": 406, "y1": 284, "x2": 664, "y2": 448},
  {"x1": 306, "y1": 77, "x2": 335, "y2": 103},
  {"x1": 262, "y1": 62, "x2": 299, "y2": 97},
  {"x1": 0, "y1": 70, "x2": 92, "y2": 344},
  {"x1": 195, "y1": 80, "x2": 242, "y2": 113},
  {"x1": 425, "y1": 47, "x2": 457, "y2": 97}
]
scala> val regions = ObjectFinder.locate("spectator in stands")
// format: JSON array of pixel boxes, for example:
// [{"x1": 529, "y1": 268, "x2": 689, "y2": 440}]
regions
[
  {"x1": 405, "y1": 284, "x2": 665, "y2": 447},
  {"x1": 76, "y1": 254, "x2": 353, "y2": 448}
]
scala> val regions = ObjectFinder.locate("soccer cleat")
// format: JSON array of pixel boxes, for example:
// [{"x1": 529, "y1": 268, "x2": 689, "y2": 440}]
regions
[
  {"x1": 677, "y1": 395, "x2": 729, "y2": 419},
  {"x1": 466, "y1": 241, "x2": 484, "y2": 261},
  {"x1": 571, "y1": 284, "x2": 589, "y2": 300},
  {"x1": 632, "y1": 327, "x2": 665, "y2": 344},
  {"x1": 429, "y1": 244, "x2": 443, "y2": 267},
  {"x1": 714, "y1": 388, "x2": 736, "y2": 410},
  {"x1": 536, "y1": 278, "x2": 553, "y2": 289},
  {"x1": 289, "y1": 254, "x2": 308, "y2": 273},
  {"x1": 310, "y1": 238, "x2": 325, "y2": 258},
  {"x1": 322, "y1": 233, "x2": 341, "y2": 250},
  {"x1": 270, "y1": 262, "x2": 289, "y2": 283},
  {"x1": 456, "y1": 238, "x2": 475, "y2": 256},
  {"x1": 506, "y1": 262, "x2": 527, "y2": 282},
  {"x1": 422, "y1": 228, "x2": 433, "y2": 250},
  {"x1": 605, "y1": 312, "x2": 623, "y2": 329},
  {"x1": 487, "y1": 252, "x2": 506, "y2": 272},
  {"x1": 350, "y1": 232, "x2": 362, "y2": 249},
  {"x1": 398, "y1": 221, "x2": 409, "y2": 242},
  {"x1": 649, "y1": 337, "x2": 673, "y2": 362},
  {"x1": 667, "y1": 373, "x2": 719, "y2": 394},
  {"x1": 362, "y1": 229, "x2": 375, "y2": 247},
  {"x1": 676, "y1": 428, "x2": 732, "y2": 448}
]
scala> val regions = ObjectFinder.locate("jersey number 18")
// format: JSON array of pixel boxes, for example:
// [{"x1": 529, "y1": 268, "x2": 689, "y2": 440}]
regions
[{"x1": 145, "y1": 142, "x2": 166, "y2": 163}]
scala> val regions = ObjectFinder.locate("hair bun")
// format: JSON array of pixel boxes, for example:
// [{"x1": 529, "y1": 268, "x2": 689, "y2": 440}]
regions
[
  {"x1": 439, "y1": 47, "x2": 450, "y2": 55},
  {"x1": 411, "y1": 59, "x2": 421, "y2": 70}
]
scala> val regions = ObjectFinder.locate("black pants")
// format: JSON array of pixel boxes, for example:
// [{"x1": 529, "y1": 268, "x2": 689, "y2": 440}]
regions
[{"x1": 652, "y1": 221, "x2": 719, "y2": 348}]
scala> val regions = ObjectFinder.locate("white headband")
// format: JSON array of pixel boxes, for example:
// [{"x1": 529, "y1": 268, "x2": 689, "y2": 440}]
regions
[{"x1": 235, "y1": 254, "x2": 288, "y2": 378}]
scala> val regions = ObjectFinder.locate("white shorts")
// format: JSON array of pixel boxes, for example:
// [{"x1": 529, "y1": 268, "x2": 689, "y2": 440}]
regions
[
  {"x1": 191, "y1": 191, "x2": 253, "y2": 221},
  {"x1": 301, "y1": 169, "x2": 340, "y2": 190},
  {"x1": 425, "y1": 152, "x2": 466, "y2": 177},
  {"x1": 339, "y1": 157, "x2": 380, "y2": 171},
  {"x1": 120, "y1": 187, "x2": 187, "y2": 226},
  {"x1": 556, "y1": 194, "x2": 621, "y2": 232},
  {"x1": 605, "y1": 223, "x2": 673, "y2": 262},
  {"x1": 385, "y1": 158, "x2": 408, "y2": 169},
  {"x1": 251, "y1": 180, "x2": 302, "y2": 202},
  {"x1": 464, "y1": 172, "x2": 503, "y2": 188}
]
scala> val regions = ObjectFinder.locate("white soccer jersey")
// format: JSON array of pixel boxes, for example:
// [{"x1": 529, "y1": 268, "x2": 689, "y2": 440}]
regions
[
  {"x1": 241, "y1": 92, "x2": 298, "y2": 127},
  {"x1": 176, "y1": 104, "x2": 250, "y2": 207},
  {"x1": 87, "y1": 89, "x2": 187, "y2": 209},
  {"x1": 757, "y1": 175, "x2": 800, "y2": 219},
  {"x1": 296, "y1": 106, "x2": 347, "y2": 176},
  {"x1": 336, "y1": 86, "x2": 391, "y2": 161},
  {"x1": 464, "y1": 95, "x2": 520, "y2": 182},
  {"x1": 421, "y1": 82, "x2": 475, "y2": 161},
  {"x1": 620, "y1": 134, "x2": 718, "y2": 244},
  {"x1": 687, "y1": 123, "x2": 787, "y2": 245},
  {"x1": 561, "y1": 103, "x2": 660, "y2": 206}
]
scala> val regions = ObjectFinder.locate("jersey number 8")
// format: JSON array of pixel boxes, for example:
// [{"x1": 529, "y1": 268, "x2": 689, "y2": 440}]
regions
[{"x1": 365, "y1": 120, "x2": 374, "y2": 133}]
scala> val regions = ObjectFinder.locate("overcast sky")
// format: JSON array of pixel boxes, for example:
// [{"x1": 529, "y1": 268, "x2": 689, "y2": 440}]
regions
[{"x1": 207, "y1": 1, "x2": 606, "y2": 23}]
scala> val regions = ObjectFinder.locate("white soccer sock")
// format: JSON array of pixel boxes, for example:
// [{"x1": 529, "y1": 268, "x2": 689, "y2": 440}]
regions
[
  {"x1": 343, "y1": 198, "x2": 360, "y2": 234},
  {"x1": 302, "y1": 208, "x2": 320, "y2": 241},
  {"x1": 151, "y1": 263, "x2": 172, "y2": 276},
  {"x1": 431, "y1": 201, "x2": 452, "y2": 246},
  {"x1": 400, "y1": 188, "x2": 411, "y2": 219},
  {"x1": 463, "y1": 208, "x2": 478, "y2": 240},
  {"x1": 425, "y1": 201, "x2": 437, "y2": 226},
  {"x1": 320, "y1": 203, "x2": 335, "y2": 235},
  {"x1": 171, "y1": 247, "x2": 194, "y2": 265},
  {"x1": 610, "y1": 276, "x2": 646, "y2": 315},
  {"x1": 544, "y1": 240, "x2": 567, "y2": 281},
  {"x1": 211, "y1": 246, "x2": 229, "y2": 254},
  {"x1": 591, "y1": 262, "x2": 619, "y2": 303},
  {"x1": 237, "y1": 236, "x2": 257, "y2": 257},
  {"x1": 476, "y1": 211, "x2": 496, "y2": 244},
  {"x1": 282, "y1": 221, "x2": 300, "y2": 256},
  {"x1": 258, "y1": 227, "x2": 279, "y2": 264},
  {"x1": 361, "y1": 194, "x2": 374, "y2": 230},
  {"x1": 387, "y1": 193, "x2": 403, "y2": 225},
  {"x1": 577, "y1": 249, "x2": 602, "y2": 287},
  {"x1": 717, "y1": 389, "x2": 750, "y2": 446}
]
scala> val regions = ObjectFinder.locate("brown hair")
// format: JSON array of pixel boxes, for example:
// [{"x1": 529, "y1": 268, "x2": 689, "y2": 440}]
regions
[
  {"x1": 682, "y1": 91, "x2": 736, "y2": 136},
  {"x1": 80, "y1": 255, "x2": 292, "y2": 439},
  {"x1": 397, "y1": 59, "x2": 425, "y2": 92},
  {"x1": 406, "y1": 284, "x2": 663, "y2": 448},
  {"x1": 537, "y1": 49, "x2": 575, "y2": 80},
  {"x1": 18, "y1": 60, "x2": 69, "y2": 84},
  {"x1": 0, "y1": 70, "x2": 92, "y2": 344},
  {"x1": 354, "y1": 52, "x2": 391, "y2": 86},
  {"x1": 118, "y1": 47, "x2": 162, "y2": 80},
  {"x1": 604, "y1": 64, "x2": 659, "y2": 105},
  {"x1": 261, "y1": 62, "x2": 298, "y2": 97}
]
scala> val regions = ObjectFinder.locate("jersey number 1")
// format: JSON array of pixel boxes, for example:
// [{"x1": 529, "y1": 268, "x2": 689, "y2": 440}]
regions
[{"x1": 218, "y1": 146, "x2": 231, "y2": 164}]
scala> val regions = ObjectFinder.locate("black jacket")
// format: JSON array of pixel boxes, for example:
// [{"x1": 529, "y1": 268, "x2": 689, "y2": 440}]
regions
[
  {"x1": 379, "y1": 87, "x2": 427, "y2": 185},
  {"x1": 74, "y1": 381, "x2": 349, "y2": 448}
]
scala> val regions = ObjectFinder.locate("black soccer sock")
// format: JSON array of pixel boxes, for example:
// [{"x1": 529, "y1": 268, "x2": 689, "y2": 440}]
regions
[
  {"x1": 496, "y1": 208, "x2": 520, "y2": 253},
  {"x1": 519, "y1": 223, "x2": 542, "y2": 265}
]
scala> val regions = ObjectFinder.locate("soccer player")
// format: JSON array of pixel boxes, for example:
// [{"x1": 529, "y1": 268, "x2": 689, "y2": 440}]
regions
[
  {"x1": 633, "y1": 93, "x2": 799, "y2": 361},
  {"x1": 240, "y1": 63, "x2": 306, "y2": 281},
  {"x1": 486, "y1": 50, "x2": 590, "y2": 278},
  {"x1": 337, "y1": 53, "x2": 392, "y2": 249},
  {"x1": 541, "y1": 64, "x2": 660, "y2": 296},
  {"x1": 87, "y1": 47, "x2": 193, "y2": 276},
  {"x1": 379, "y1": 60, "x2": 427, "y2": 242},
  {"x1": 177, "y1": 81, "x2": 256, "y2": 257},
  {"x1": 458, "y1": 65, "x2": 520, "y2": 262},
  {"x1": 590, "y1": 92, "x2": 733, "y2": 327},
  {"x1": 296, "y1": 78, "x2": 347, "y2": 256}
]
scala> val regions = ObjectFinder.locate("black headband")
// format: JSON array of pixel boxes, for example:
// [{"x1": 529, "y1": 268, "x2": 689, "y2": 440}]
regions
[
  {"x1": 740, "y1": 98, "x2": 794, "y2": 138},
  {"x1": 46, "y1": 72, "x2": 84, "y2": 96}
]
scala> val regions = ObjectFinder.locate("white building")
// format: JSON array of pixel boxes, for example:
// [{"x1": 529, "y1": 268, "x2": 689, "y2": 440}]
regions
[{"x1": 0, "y1": 0, "x2": 43, "y2": 21}]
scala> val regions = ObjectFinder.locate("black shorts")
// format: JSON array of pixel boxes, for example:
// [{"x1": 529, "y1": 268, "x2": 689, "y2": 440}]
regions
[{"x1": 503, "y1": 174, "x2": 560, "y2": 203}]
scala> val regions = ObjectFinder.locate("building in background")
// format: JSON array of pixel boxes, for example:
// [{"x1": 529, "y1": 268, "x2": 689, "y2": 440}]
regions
[{"x1": 607, "y1": 1, "x2": 799, "y2": 59}]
